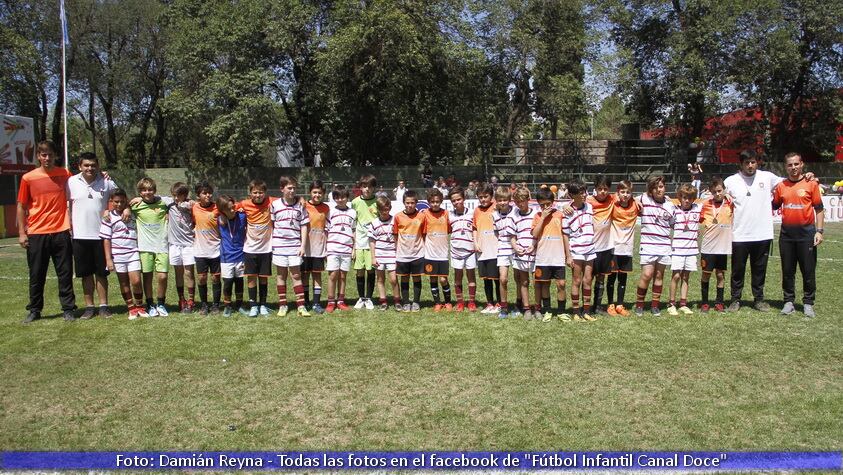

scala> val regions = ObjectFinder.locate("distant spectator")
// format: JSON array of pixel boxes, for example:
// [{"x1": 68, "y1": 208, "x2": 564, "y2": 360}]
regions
[
  {"x1": 689, "y1": 162, "x2": 703, "y2": 193},
  {"x1": 445, "y1": 174, "x2": 457, "y2": 189},
  {"x1": 557, "y1": 184, "x2": 569, "y2": 200},
  {"x1": 436, "y1": 177, "x2": 449, "y2": 196},
  {"x1": 393, "y1": 180, "x2": 407, "y2": 202},
  {"x1": 490, "y1": 176, "x2": 499, "y2": 186},
  {"x1": 465, "y1": 181, "x2": 478, "y2": 200},
  {"x1": 376, "y1": 186, "x2": 389, "y2": 198},
  {"x1": 422, "y1": 165, "x2": 433, "y2": 188}
]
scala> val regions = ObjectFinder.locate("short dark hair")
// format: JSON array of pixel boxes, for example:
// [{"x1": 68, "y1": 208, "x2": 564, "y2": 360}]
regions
[
  {"x1": 426, "y1": 188, "x2": 443, "y2": 201},
  {"x1": 111, "y1": 188, "x2": 127, "y2": 199},
  {"x1": 195, "y1": 181, "x2": 213, "y2": 195},
  {"x1": 646, "y1": 175, "x2": 665, "y2": 194},
  {"x1": 448, "y1": 186, "x2": 464, "y2": 200},
  {"x1": 617, "y1": 180, "x2": 632, "y2": 191},
  {"x1": 36, "y1": 140, "x2": 58, "y2": 156},
  {"x1": 358, "y1": 174, "x2": 377, "y2": 188},
  {"x1": 279, "y1": 175, "x2": 297, "y2": 188},
  {"x1": 249, "y1": 179, "x2": 267, "y2": 192},
  {"x1": 171, "y1": 182, "x2": 189, "y2": 196},
  {"x1": 739, "y1": 149, "x2": 757, "y2": 162},
  {"x1": 403, "y1": 190, "x2": 418, "y2": 202},
  {"x1": 477, "y1": 183, "x2": 495, "y2": 197},
  {"x1": 784, "y1": 152, "x2": 801, "y2": 162},
  {"x1": 708, "y1": 177, "x2": 724, "y2": 190},
  {"x1": 535, "y1": 188, "x2": 554, "y2": 202},
  {"x1": 79, "y1": 151, "x2": 98, "y2": 164},
  {"x1": 567, "y1": 181, "x2": 586, "y2": 196},
  {"x1": 332, "y1": 184, "x2": 350, "y2": 200},
  {"x1": 309, "y1": 179, "x2": 326, "y2": 192},
  {"x1": 594, "y1": 175, "x2": 612, "y2": 189}
]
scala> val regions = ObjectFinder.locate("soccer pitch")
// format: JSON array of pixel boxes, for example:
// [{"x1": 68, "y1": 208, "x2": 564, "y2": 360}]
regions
[{"x1": 1, "y1": 226, "x2": 841, "y2": 451}]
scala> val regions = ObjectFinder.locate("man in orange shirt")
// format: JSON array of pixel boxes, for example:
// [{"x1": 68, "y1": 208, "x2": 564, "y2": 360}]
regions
[
  {"x1": 17, "y1": 141, "x2": 77, "y2": 323},
  {"x1": 772, "y1": 152, "x2": 824, "y2": 318}
]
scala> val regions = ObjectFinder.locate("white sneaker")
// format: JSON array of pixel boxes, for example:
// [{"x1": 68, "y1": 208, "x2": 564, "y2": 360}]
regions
[
  {"x1": 259, "y1": 305, "x2": 270, "y2": 316},
  {"x1": 156, "y1": 304, "x2": 169, "y2": 317},
  {"x1": 481, "y1": 304, "x2": 496, "y2": 314},
  {"x1": 354, "y1": 298, "x2": 366, "y2": 309},
  {"x1": 667, "y1": 304, "x2": 679, "y2": 316},
  {"x1": 364, "y1": 298, "x2": 375, "y2": 310},
  {"x1": 147, "y1": 305, "x2": 159, "y2": 317}
]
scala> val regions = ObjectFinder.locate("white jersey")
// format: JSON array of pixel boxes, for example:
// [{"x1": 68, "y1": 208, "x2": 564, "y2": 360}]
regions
[
  {"x1": 99, "y1": 210, "x2": 140, "y2": 265},
  {"x1": 563, "y1": 202, "x2": 595, "y2": 256},
  {"x1": 639, "y1": 194, "x2": 675, "y2": 257},
  {"x1": 493, "y1": 207, "x2": 516, "y2": 258},
  {"x1": 671, "y1": 203, "x2": 701, "y2": 256},
  {"x1": 724, "y1": 170, "x2": 782, "y2": 242},
  {"x1": 326, "y1": 207, "x2": 357, "y2": 257},
  {"x1": 448, "y1": 209, "x2": 475, "y2": 260},
  {"x1": 367, "y1": 216, "x2": 396, "y2": 266},
  {"x1": 511, "y1": 207, "x2": 537, "y2": 265},
  {"x1": 270, "y1": 199, "x2": 310, "y2": 257}
]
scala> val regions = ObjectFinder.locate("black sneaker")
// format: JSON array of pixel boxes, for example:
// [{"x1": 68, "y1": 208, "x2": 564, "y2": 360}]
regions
[
  {"x1": 210, "y1": 303, "x2": 221, "y2": 315},
  {"x1": 79, "y1": 307, "x2": 96, "y2": 320},
  {"x1": 199, "y1": 303, "x2": 209, "y2": 316},
  {"x1": 63, "y1": 310, "x2": 77, "y2": 321},
  {"x1": 99, "y1": 306, "x2": 112, "y2": 318},
  {"x1": 23, "y1": 311, "x2": 40, "y2": 324}
]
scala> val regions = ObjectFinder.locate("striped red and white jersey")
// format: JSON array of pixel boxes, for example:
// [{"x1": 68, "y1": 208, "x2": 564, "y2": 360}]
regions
[
  {"x1": 563, "y1": 202, "x2": 596, "y2": 256},
  {"x1": 671, "y1": 203, "x2": 701, "y2": 256},
  {"x1": 448, "y1": 209, "x2": 475, "y2": 260},
  {"x1": 511, "y1": 207, "x2": 537, "y2": 265},
  {"x1": 493, "y1": 206, "x2": 516, "y2": 258},
  {"x1": 270, "y1": 199, "x2": 310, "y2": 257},
  {"x1": 99, "y1": 210, "x2": 140, "y2": 264},
  {"x1": 639, "y1": 194, "x2": 675, "y2": 257},
  {"x1": 588, "y1": 194, "x2": 615, "y2": 252},
  {"x1": 326, "y1": 206, "x2": 357, "y2": 257},
  {"x1": 367, "y1": 216, "x2": 396, "y2": 266}
]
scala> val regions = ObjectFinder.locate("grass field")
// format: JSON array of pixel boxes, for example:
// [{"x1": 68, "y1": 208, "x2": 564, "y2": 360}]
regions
[{"x1": 1, "y1": 225, "x2": 842, "y2": 451}]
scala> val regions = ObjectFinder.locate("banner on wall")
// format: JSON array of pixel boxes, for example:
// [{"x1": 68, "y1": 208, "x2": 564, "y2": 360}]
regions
[{"x1": 0, "y1": 114, "x2": 36, "y2": 175}]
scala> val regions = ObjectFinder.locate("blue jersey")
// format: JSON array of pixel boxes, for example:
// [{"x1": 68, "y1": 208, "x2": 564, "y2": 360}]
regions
[{"x1": 219, "y1": 211, "x2": 247, "y2": 264}]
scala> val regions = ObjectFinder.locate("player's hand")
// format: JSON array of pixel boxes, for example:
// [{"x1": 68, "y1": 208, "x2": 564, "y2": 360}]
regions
[
  {"x1": 562, "y1": 205, "x2": 574, "y2": 216},
  {"x1": 101, "y1": 170, "x2": 112, "y2": 181},
  {"x1": 351, "y1": 249, "x2": 356, "y2": 260},
  {"x1": 525, "y1": 245, "x2": 534, "y2": 255},
  {"x1": 372, "y1": 258, "x2": 378, "y2": 267},
  {"x1": 806, "y1": 172, "x2": 817, "y2": 182},
  {"x1": 814, "y1": 232, "x2": 824, "y2": 246},
  {"x1": 107, "y1": 262, "x2": 116, "y2": 272},
  {"x1": 121, "y1": 208, "x2": 132, "y2": 222},
  {"x1": 129, "y1": 197, "x2": 142, "y2": 206},
  {"x1": 18, "y1": 234, "x2": 28, "y2": 248},
  {"x1": 298, "y1": 248, "x2": 304, "y2": 257},
  {"x1": 541, "y1": 207, "x2": 553, "y2": 219}
]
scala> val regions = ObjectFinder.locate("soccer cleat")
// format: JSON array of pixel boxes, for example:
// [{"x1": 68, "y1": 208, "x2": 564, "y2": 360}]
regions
[
  {"x1": 297, "y1": 306, "x2": 311, "y2": 317},
  {"x1": 573, "y1": 314, "x2": 583, "y2": 322},
  {"x1": 199, "y1": 303, "x2": 210, "y2": 316},
  {"x1": 156, "y1": 304, "x2": 169, "y2": 317},
  {"x1": 727, "y1": 301, "x2": 741, "y2": 312},
  {"x1": 354, "y1": 298, "x2": 366, "y2": 309},
  {"x1": 510, "y1": 309, "x2": 522, "y2": 318},
  {"x1": 210, "y1": 303, "x2": 221, "y2": 315},
  {"x1": 467, "y1": 302, "x2": 478, "y2": 312},
  {"x1": 615, "y1": 305, "x2": 630, "y2": 317},
  {"x1": 394, "y1": 303, "x2": 403, "y2": 312},
  {"x1": 667, "y1": 305, "x2": 679, "y2": 316},
  {"x1": 651, "y1": 306, "x2": 661, "y2": 317},
  {"x1": 147, "y1": 305, "x2": 159, "y2": 317},
  {"x1": 498, "y1": 310, "x2": 508, "y2": 319},
  {"x1": 454, "y1": 302, "x2": 465, "y2": 312},
  {"x1": 582, "y1": 313, "x2": 596, "y2": 321},
  {"x1": 80, "y1": 307, "x2": 96, "y2": 320},
  {"x1": 443, "y1": 303, "x2": 453, "y2": 311},
  {"x1": 179, "y1": 299, "x2": 189, "y2": 313},
  {"x1": 128, "y1": 307, "x2": 139, "y2": 321},
  {"x1": 433, "y1": 304, "x2": 443, "y2": 313},
  {"x1": 803, "y1": 304, "x2": 816, "y2": 318},
  {"x1": 186, "y1": 299, "x2": 195, "y2": 313},
  {"x1": 136, "y1": 306, "x2": 149, "y2": 318},
  {"x1": 754, "y1": 301, "x2": 772, "y2": 312},
  {"x1": 337, "y1": 301, "x2": 350, "y2": 311},
  {"x1": 364, "y1": 298, "x2": 375, "y2": 310},
  {"x1": 714, "y1": 303, "x2": 726, "y2": 313},
  {"x1": 239, "y1": 306, "x2": 250, "y2": 316},
  {"x1": 606, "y1": 304, "x2": 618, "y2": 316},
  {"x1": 541, "y1": 312, "x2": 553, "y2": 323},
  {"x1": 634, "y1": 306, "x2": 644, "y2": 317},
  {"x1": 481, "y1": 304, "x2": 496, "y2": 314},
  {"x1": 523, "y1": 309, "x2": 533, "y2": 321},
  {"x1": 700, "y1": 304, "x2": 711, "y2": 313},
  {"x1": 325, "y1": 303, "x2": 336, "y2": 313},
  {"x1": 99, "y1": 306, "x2": 112, "y2": 318},
  {"x1": 248, "y1": 306, "x2": 259, "y2": 318},
  {"x1": 595, "y1": 306, "x2": 609, "y2": 316},
  {"x1": 780, "y1": 302, "x2": 795, "y2": 315},
  {"x1": 259, "y1": 305, "x2": 270, "y2": 316},
  {"x1": 223, "y1": 306, "x2": 233, "y2": 317},
  {"x1": 679, "y1": 305, "x2": 693, "y2": 315},
  {"x1": 402, "y1": 304, "x2": 412, "y2": 313},
  {"x1": 411, "y1": 302, "x2": 420, "y2": 312},
  {"x1": 277, "y1": 305, "x2": 289, "y2": 317},
  {"x1": 312, "y1": 303, "x2": 324, "y2": 315},
  {"x1": 379, "y1": 303, "x2": 389, "y2": 311},
  {"x1": 557, "y1": 313, "x2": 572, "y2": 322}
]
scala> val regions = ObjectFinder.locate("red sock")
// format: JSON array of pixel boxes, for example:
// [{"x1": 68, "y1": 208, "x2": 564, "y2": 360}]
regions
[
  {"x1": 468, "y1": 285, "x2": 476, "y2": 303},
  {"x1": 583, "y1": 289, "x2": 592, "y2": 312},
  {"x1": 293, "y1": 284, "x2": 304, "y2": 307},
  {"x1": 652, "y1": 285, "x2": 663, "y2": 308},
  {"x1": 277, "y1": 284, "x2": 287, "y2": 305},
  {"x1": 636, "y1": 287, "x2": 647, "y2": 309}
]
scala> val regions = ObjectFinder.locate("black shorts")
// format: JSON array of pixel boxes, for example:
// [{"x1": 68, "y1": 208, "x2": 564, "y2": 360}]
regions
[
  {"x1": 244, "y1": 252, "x2": 272, "y2": 277},
  {"x1": 701, "y1": 254, "x2": 728, "y2": 273},
  {"x1": 594, "y1": 249, "x2": 615, "y2": 275},
  {"x1": 477, "y1": 259, "x2": 500, "y2": 280},
  {"x1": 73, "y1": 239, "x2": 109, "y2": 278},
  {"x1": 424, "y1": 259, "x2": 449, "y2": 277},
  {"x1": 396, "y1": 258, "x2": 424, "y2": 276},
  {"x1": 613, "y1": 255, "x2": 633, "y2": 273},
  {"x1": 195, "y1": 256, "x2": 221, "y2": 275},
  {"x1": 301, "y1": 256, "x2": 325, "y2": 273},
  {"x1": 534, "y1": 265, "x2": 565, "y2": 282}
]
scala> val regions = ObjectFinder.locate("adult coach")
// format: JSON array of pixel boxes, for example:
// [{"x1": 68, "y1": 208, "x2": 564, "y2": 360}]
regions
[
  {"x1": 17, "y1": 141, "x2": 77, "y2": 323},
  {"x1": 68, "y1": 152, "x2": 117, "y2": 319},
  {"x1": 772, "y1": 153, "x2": 823, "y2": 318}
]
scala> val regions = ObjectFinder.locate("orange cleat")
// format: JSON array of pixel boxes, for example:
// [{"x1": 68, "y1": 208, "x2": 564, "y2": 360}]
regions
[
  {"x1": 337, "y1": 301, "x2": 350, "y2": 311},
  {"x1": 433, "y1": 304, "x2": 443, "y2": 312},
  {"x1": 454, "y1": 302, "x2": 465, "y2": 312},
  {"x1": 615, "y1": 305, "x2": 630, "y2": 317},
  {"x1": 467, "y1": 301, "x2": 478, "y2": 312},
  {"x1": 606, "y1": 304, "x2": 618, "y2": 316},
  {"x1": 444, "y1": 303, "x2": 453, "y2": 311}
]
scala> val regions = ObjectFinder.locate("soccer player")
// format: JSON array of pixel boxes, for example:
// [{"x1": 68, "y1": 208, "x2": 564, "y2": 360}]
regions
[
  {"x1": 492, "y1": 186, "x2": 516, "y2": 318},
  {"x1": 303, "y1": 180, "x2": 330, "y2": 314},
  {"x1": 325, "y1": 185, "x2": 356, "y2": 313},
  {"x1": 192, "y1": 181, "x2": 222, "y2": 315},
  {"x1": 510, "y1": 187, "x2": 537, "y2": 319},
  {"x1": 131, "y1": 177, "x2": 170, "y2": 317},
  {"x1": 563, "y1": 181, "x2": 596, "y2": 321},
  {"x1": 351, "y1": 174, "x2": 378, "y2": 310},
  {"x1": 474, "y1": 184, "x2": 501, "y2": 313},
  {"x1": 607, "y1": 180, "x2": 639, "y2": 316},
  {"x1": 667, "y1": 184, "x2": 701, "y2": 316},
  {"x1": 368, "y1": 196, "x2": 400, "y2": 311},
  {"x1": 394, "y1": 190, "x2": 426, "y2": 312},
  {"x1": 100, "y1": 189, "x2": 147, "y2": 320},
  {"x1": 166, "y1": 182, "x2": 196, "y2": 313},
  {"x1": 699, "y1": 177, "x2": 733, "y2": 313},
  {"x1": 532, "y1": 187, "x2": 570, "y2": 322},
  {"x1": 634, "y1": 175, "x2": 674, "y2": 316},
  {"x1": 271, "y1": 176, "x2": 310, "y2": 317},
  {"x1": 588, "y1": 176, "x2": 615, "y2": 315},
  {"x1": 448, "y1": 187, "x2": 478, "y2": 312},
  {"x1": 240, "y1": 179, "x2": 275, "y2": 317},
  {"x1": 217, "y1": 194, "x2": 249, "y2": 317},
  {"x1": 422, "y1": 188, "x2": 452, "y2": 311}
]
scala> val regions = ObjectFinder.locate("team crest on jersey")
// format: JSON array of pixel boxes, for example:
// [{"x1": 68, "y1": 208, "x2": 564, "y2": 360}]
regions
[
  {"x1": 425, "y1": 264, "x2": 433, "y2": 272},
  {"x1": 797, "y1": 189, "x2": 808, "y2": 198},
  {"x1": 535, "y1": 268, "x2": 543, "y2": 278}
]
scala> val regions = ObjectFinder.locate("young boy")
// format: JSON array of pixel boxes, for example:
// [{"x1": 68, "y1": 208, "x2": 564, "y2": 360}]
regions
[
  {"x1": 217, "y1": 194, "x2": 249, "y2": 317},
  {"x1": 325, "y1": 185, "x2": 356, "y2": 313},
  {"x1": 699, "y1": 177, "x2": 733, "y2": 313},
  {"x1": 634, "y1": 175, "x2": 675, "y2": 316},
  {"x1": 351, "y1": 174, "x2": 378, "y2": 310},
  {"x1": 271, "y1": 176, "x2": 310, "y2": 317},
  {"x1": 192, "y1": 181, "x2": 222, "y2": 315},
  {"x1": 303, "y1": 180, "x2": 330, "y2": 314},
  {"x1": 510, "y1": 187, "x2": 537, "y2": 319},
  {"x1": 492, "y1": 186, "x2": 516, "y2": 318},
  {"x1": 667, "y1": 183, "x2": 701, "y2": 316},
  {"x1": 100, "y1": 189, "x2": 148, "y2": 319},
  {"x1": 422, "y1": 188, "x2": 452, "y2": 311},
  {"x1": 131, "y1": 177, "x2": 169, "y2": 317},
  {"x1": 166, "y1": 182, "x2": 196, "y2": 313},
  {"x1": 532, "y1": 187, "x2": 569, "y2": 322},
  {"x1": 240, "y1": 179, "x2": 275, "y2": 317},
  {"x1": 588, "y1": 176, "x2": 616, "y2": 314},
  {"x1": 563, "y1": 181, "x2": 597, "y2": 321},
  {"x1": 448, "y1": 187, "x2": 478, "y2": 312},
  {"x1": 607, "y1": 180, "x2": 640, "y2": 316},
  {"x1": 368, "y1": 196, "x2": 400, "y2": 311},
  {"x1": 394, "y1": 190, "x2": 426, "y2": 312},
  {"x1": 474, "y1": 184, "x2": 501, "y2": 313}
]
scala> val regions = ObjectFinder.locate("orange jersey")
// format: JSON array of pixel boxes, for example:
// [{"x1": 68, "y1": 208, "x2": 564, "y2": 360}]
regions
[
  {"x1": 473, "y1": 204, "x2": 498, "y2": 261},
  {"x1": 393, "y1": 210, "x2": 425, "y2": 262},
  {"x1": 422, "y1": 209, "x2": 449, "y2": 261},
  {"x1": 304, "y1": 201, "x2": 330, "y2": 257},
  {"x1": 773, "y1": 178, "x2": 823, "y2": 241},
  {"x1": 610, "y1": 199, "x2": 640, "y2": 256},
  {"x1": 588, "y1": 194, "x2": 615, "y2": 252},
  {"x1": 699, "y1": 198, "x2": 734, "y2": 255},
  {"x1": 192, "y1": 202, "x2": 221, "y2": 258},
  {"x1": 239, "y1": 196, "x2": 276, "y2": 254},
  {"x1": 17, "y1": 167, "x2": 72, "y2": 234},
  {"x1": 532, "y1": 210, "x2": 566, "y2": 266}
]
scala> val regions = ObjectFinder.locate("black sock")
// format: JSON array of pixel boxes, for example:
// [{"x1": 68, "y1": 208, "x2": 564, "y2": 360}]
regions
[
  {"x1": 442, "y1": 284, "x2": 451, "y2": 303},
  {"x1": 493, "y1": 280, "x2": 501, "y2": 303},
  {"x1": 223, "y1": 278, "x2": 234, "y2": 302},
  {"x1": 542, "y1": 297, "x2": 551, "y2": 310},
  {"x1": 234, "y1": 278, "x2": 244, "y2": 303},
  {"x1": 413, "y1": 280, "x2": 422, "y2": 303},
  {"x1": 146, "y1": 298, "x2": 154, "y2": 307},
  {"x1": 431, "y1": 279, "x2": 440, "y2": 304},
  {"x1": 401, "y1": 281, "x2": 410, "y2": 305},
  {"x1": 313, "y1": 287, "x2": 322, "y2": 306},
  {"x1": 716, "y1": 286, "x2": 724, "y2": 304},
  {"x1": 607, "y1": 273, "x2": 617, "y2": 304},
  {"x1": 212, "y1": 281, "x2": 221, "y2": 305},
  {"x1": 366, "y1": 270, "x2": 376, "y2": 299},
  {"x1": 617, "y1": 273, "x2": 627, "y2": 305},
  {"x1": 258, "y1": 282, "x2": 268, "y2": 305},
  {"x1": 157, "y1": 297, "x2": 165, "y2": 306},
  {"x1": 557, "y1": 299, "x2": 566, "y2": 314},
  {"x1": 701, "y1": 281, "x2": 710, "y2": 304},
  {"x1": 516, "y1": 298, "x2": 523, "y2": 310},
  {"x1": 484, "y1": 280, "x2": 494, "y2": 303},
  {"x1": 198, "y1": 284, "x2": 208, "y2": 303},
  {"x1": 356, "y1": 275, "x2": 365, "y2": 299},
  {"x1": 248, "y1": 285, "x2": 257, "y2": 304},
  {"x1": 594, "y1": 281, "x2": 604, "y2": 309},
  {"x1": 304, "y1": 287, "x2": 310, "y2": 307},
  {"x1": 176, "y1": 285, "x2": 185, "y2": 301}
]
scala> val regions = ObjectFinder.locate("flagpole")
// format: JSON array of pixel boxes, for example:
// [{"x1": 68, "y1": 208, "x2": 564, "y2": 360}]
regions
[{"x1": 60, "y1": 0, "x2": 68, "y2": 167}]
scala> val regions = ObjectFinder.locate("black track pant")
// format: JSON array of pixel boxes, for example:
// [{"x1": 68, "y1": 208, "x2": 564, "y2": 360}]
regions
[
  {"x1": 730, "y1": 240, "x2": 771, "y2": 303},
  {"x1": 780, "y1": 238, "x2": 817, "y2": 305},
  {"x1": 27, "y1": 231, "x2": 76, "y2": 312}
]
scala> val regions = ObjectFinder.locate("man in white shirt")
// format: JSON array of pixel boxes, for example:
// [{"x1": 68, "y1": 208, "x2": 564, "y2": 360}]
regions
[
  {"x1": 393, "y1": 180, "x2": 406, "y2": 203},
  {"x1": 68, "y1": 152, "x2": 118, "y2": 319}
]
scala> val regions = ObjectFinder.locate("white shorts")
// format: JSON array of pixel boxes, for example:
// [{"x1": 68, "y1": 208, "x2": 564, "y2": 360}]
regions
[
  {"x1": 571, "y1": 252, "x2": 596, "y2": 262},
  {"x1": 221, "y1": 261, "x2": 245, "y2": 279},
  {"x1": 326, "y1": 255, "x2": 352, "y2": 272},
  {"x1": 272, "y1": 254, "x2": 302, "y2": 268},
  {"x1": 114, "y1": 260, "x2": 141, "y2": 273},
  {"x1": 169, "y1": 244, "x2": 195, "y2": 266},
  {"x1": 512, "y1": 258, "x2": 536, "y2": 273},
  {"x1": 451, "y1": 254, "x2": 477, "y2": 270},
  {"x1": 640, "y1": 254, "x2": 672, "y2": 266},
  {"x1": 375, "y1": 262, "x2": 397, "y2": 272},
  {"x1": 497, "y1": 255, "x2": 513, "y2": 267},
  {"x1": 671, "y1": 255, "x2": 698, "y2": 272}
]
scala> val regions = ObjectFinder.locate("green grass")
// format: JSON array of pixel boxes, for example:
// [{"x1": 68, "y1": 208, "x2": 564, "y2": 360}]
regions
[{"x1": 1, "y1": 225, "x2": 842, "y2": 451}]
